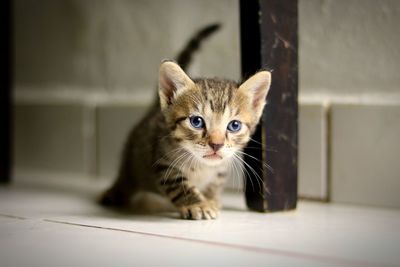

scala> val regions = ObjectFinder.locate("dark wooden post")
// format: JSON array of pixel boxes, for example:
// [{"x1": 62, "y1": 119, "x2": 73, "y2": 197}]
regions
[
  {"x1": 0, "y1": 0, "x2": 12, "y2": 184},
  {"x1": 240, "y1": 0, "x2": 298, "y2": 211}
]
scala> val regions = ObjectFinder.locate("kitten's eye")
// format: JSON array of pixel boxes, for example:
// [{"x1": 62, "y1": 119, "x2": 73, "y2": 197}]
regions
[
  {"x1": 227, "y1": 120, "x2": 242, "y2": 132},
  {"x1": 189, "y1": 116, "x2": 205, "y2": 129}
]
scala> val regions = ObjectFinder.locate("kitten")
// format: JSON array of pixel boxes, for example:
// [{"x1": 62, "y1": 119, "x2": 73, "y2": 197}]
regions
[{"x1": 100, "y1": 25, "x2": 271, "y2": 220}]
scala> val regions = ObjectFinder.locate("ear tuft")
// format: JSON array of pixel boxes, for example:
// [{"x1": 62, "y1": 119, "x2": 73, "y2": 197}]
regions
[
  {"x1": 239, "y1": 71, "x2": 272, "y2": 120},
  {"x1": 159, "y1": 61, "x2": 194, "y2": 110}
]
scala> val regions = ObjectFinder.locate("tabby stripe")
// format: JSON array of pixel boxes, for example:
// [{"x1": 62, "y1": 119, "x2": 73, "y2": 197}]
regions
[
  {"x1": 175, "y1": 117, "x2": 187, "y2": 125},
  {"x1": 202, "y1": 129, "x2": 207, "y2": 138},
  {"x1": 235, "y1": 108, "x2": 241, "y2": 116},
  {"x1": 173, "y1": 137, "x2": 183, "y2": 142},
  {"x1": 202, "y1": 80, "x2": 209, "y2": 100},
  {"x1": 217, "y1": 172, "x2": 227, "y2": 178},
  {"x1": 227, "y1": 84, "x2": 233, "y2": 103},
  {"x1": 184, "y1": 193, "x2": 203, "y2": 206},
  {"x1": 209, "y1": 100, "x2": 215, "y2": 112},
  {"x1": 154, "y1": 164, "x2": 169, "y2": 173},
  {"x1": 171, "y1": 187, "x2": 203, "y2": 206},
  {"x1": 160, "y1": 176, "x2": 187, "y2": 185},
  {"x1": 171, "y1": 190, "x2": 186, "y2": 204},
  {"x1": 165, "y1": 184, "x2": 182, "y2": 195}
]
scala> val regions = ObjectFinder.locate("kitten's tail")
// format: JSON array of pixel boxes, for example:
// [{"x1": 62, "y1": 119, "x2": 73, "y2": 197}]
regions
[{"x1": 176, "y1": 23, "x2": 221, "y2": 71}]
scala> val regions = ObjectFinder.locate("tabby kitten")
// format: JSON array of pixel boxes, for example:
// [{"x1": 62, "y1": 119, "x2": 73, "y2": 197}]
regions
[{"x1": 100, "y1": 27, "x2": 272, "y2": 220}]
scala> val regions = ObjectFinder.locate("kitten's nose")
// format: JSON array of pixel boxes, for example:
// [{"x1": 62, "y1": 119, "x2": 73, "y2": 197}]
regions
[{"x1": 209, "y1": 142, "x2": 224, "y2": 152}]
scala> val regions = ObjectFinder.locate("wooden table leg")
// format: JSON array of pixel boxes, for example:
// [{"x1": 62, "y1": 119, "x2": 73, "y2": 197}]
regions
[
  {"x1": 0, "y1": 0, "x2": 12, "y2": 184},
  {"x1": 240, "y1": 0, "x2": 298, "y2": 212}
]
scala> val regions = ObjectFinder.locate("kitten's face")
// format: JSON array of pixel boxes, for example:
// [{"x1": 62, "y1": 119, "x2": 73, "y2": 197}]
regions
[
  {"x1": 166, "y1": 80, "x2": 254, "y2": 166},
  {"x1": 159, "y1": 61, "x2": 271, "y2": 166}
]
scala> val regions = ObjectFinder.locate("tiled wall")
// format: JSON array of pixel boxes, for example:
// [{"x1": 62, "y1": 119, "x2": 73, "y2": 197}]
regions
[
  {"x1": 96, "y1": 104, "x2": 149, "y2": 178},
  {"x1": 13, "y1": 100, "x2": 400, "y2": 208},
  {"x1": 11, "y1": 0, "x2": 400, "y2": 209},
  {"x1": 13, "y1": 103, "x2": 90, "y2": 175},
  {"x1": 330, "y1": 104, "x2": 400, "y2": 209},
  {"x1": 298, "y1": 104, "x2": 327, "y2": 200}
]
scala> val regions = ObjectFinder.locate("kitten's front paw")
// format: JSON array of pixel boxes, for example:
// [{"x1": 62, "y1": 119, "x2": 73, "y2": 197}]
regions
[{"x1": 180, "y1": 201, "x2": 219, "y2": 220}]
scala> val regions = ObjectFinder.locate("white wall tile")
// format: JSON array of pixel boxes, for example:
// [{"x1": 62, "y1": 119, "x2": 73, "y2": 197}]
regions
[
  {"x1": 96, "y1": 104, "x2": 148, "y2": 179},
  {"x1": 330, "y1": 104, "x2": 400, "y2": 208},
  {"x1": 298, "y1": 104, "x2": 327, "y2": 200},
  {"x1": 13, "y1": 103, "x2": 88, "y2": 174},
  {"x1": 12, "y1": 102, "x2": 333, "y2": 206}
]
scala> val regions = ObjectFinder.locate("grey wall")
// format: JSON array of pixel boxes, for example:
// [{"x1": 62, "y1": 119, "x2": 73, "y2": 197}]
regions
[
  {"x1": 297, "y1": 0, "x2": 400, "y2": 208},
  {"x1": 15, "y1": 0, "x2": 400, "y2": 98},
  {"x1": 299, "y1": 0, "x2": 400, "y2": 96},
  {"x1": 14, "y1": 0, "x2": 240, "y2": 96},
  {"x1": 12, "y1": 0, "x2": 400, "y2": 208}
]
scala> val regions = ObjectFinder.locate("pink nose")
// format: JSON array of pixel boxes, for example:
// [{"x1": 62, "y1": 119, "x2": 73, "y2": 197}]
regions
[{"x1": 209, "y1": 142, "x2": 224, "y2": 152}]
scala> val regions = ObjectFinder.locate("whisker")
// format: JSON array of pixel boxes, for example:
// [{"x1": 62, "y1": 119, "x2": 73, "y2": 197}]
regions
[
  {"x1": 233, "y1": 154, "x2": 255, "y2": 192},
  {"x1": 152, "y1": 147, "x2": 183, "y2": 167},
  {"x1": 228, "y1": 159, "x2": 237, "y2": 192},
  {"x1": 244, "y1": 146, "x2": 278, "y2": 153},
  {"x1": 163, "y1": 151, "x2": 189, "y2": 183},
  {"x1": 240, "y1": 157, "x2": 262, "y2": 190},
  {"x1": 249, "y1": 138, "x2": 263, "y2": 146},
  {"x1": 233, "y1": 153, "x2": 270, "y2": 195},
  {"x1": 235, "y1": 150, "x2": 274, "y2": 174},
  {"x1": 231, "y1": 157, "x2": 244, "y2": 193}
]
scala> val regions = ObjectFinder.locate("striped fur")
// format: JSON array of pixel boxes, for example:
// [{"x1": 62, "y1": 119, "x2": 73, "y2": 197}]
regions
[{"x1": 100, "y1": 29, "x2": 271, "y2": 220}]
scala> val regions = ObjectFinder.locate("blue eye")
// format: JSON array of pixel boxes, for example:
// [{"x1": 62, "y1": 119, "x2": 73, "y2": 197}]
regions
[
  {"x1": 227, "y1": 120, "x2": 242, "y2": 132},
  {"x1": 189, "y1": 116, "x2": 205, "y2": 129}
]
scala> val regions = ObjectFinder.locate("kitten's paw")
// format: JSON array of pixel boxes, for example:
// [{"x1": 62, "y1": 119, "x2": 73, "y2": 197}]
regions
[{"x1": 180, "y1": 201, "x2": 220, "y2": 220}]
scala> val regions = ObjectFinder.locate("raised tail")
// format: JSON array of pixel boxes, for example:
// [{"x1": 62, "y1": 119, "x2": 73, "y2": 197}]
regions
[{"x1": 176, "y1": 23, "x2": 221, "y2": 71}]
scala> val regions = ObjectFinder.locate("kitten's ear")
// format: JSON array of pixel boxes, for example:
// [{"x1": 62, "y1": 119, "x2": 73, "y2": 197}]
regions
[
  {"x1": 238, "y1": 71, "x2": 272, "y2": 120},
  {"x1": 158, "y1": 61, "x2": 195, "y2": 110}
]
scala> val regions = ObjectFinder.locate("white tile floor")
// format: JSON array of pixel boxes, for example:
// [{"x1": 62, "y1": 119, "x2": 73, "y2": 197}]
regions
[{"x1": 1, "y1": 177, "x2": 400, "y2": 267}]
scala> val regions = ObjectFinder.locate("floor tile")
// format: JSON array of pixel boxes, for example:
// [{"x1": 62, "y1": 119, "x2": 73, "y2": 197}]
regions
[
  {"x1": 1, "y1": 217, "x2": 338, "y2": 267},
  {"x1": 1, "y1": 178, "x2": 400, "y2": 267}
]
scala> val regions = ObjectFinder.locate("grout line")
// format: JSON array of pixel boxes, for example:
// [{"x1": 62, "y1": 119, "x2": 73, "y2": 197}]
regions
[
  {"x1": 298, "y1": 195, "x2": 329, "y2": 202},
  {"x1": 0, "y1": 213, "x2": 27, "y2": 220},
  {"x1": 14, "y1": 87, "x2": 400, "y2": 106},
  {"x1": 299, "y1": 92, "x2": 400, "y2": 106},
  {"x1": 321, "y1": 104, "x2": 329, "y2": 201},
  {"x1": 326, "y1": 104, "x2": 333, "y2": 202},
  {"x1": 43, "y1": 218, "x2": 393, "y2": 267}
]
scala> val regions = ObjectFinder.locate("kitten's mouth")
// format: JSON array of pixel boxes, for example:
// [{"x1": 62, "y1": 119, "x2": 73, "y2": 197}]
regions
[{"x1": 203, "y1": 153, "x2": 223, "y2": 160}]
